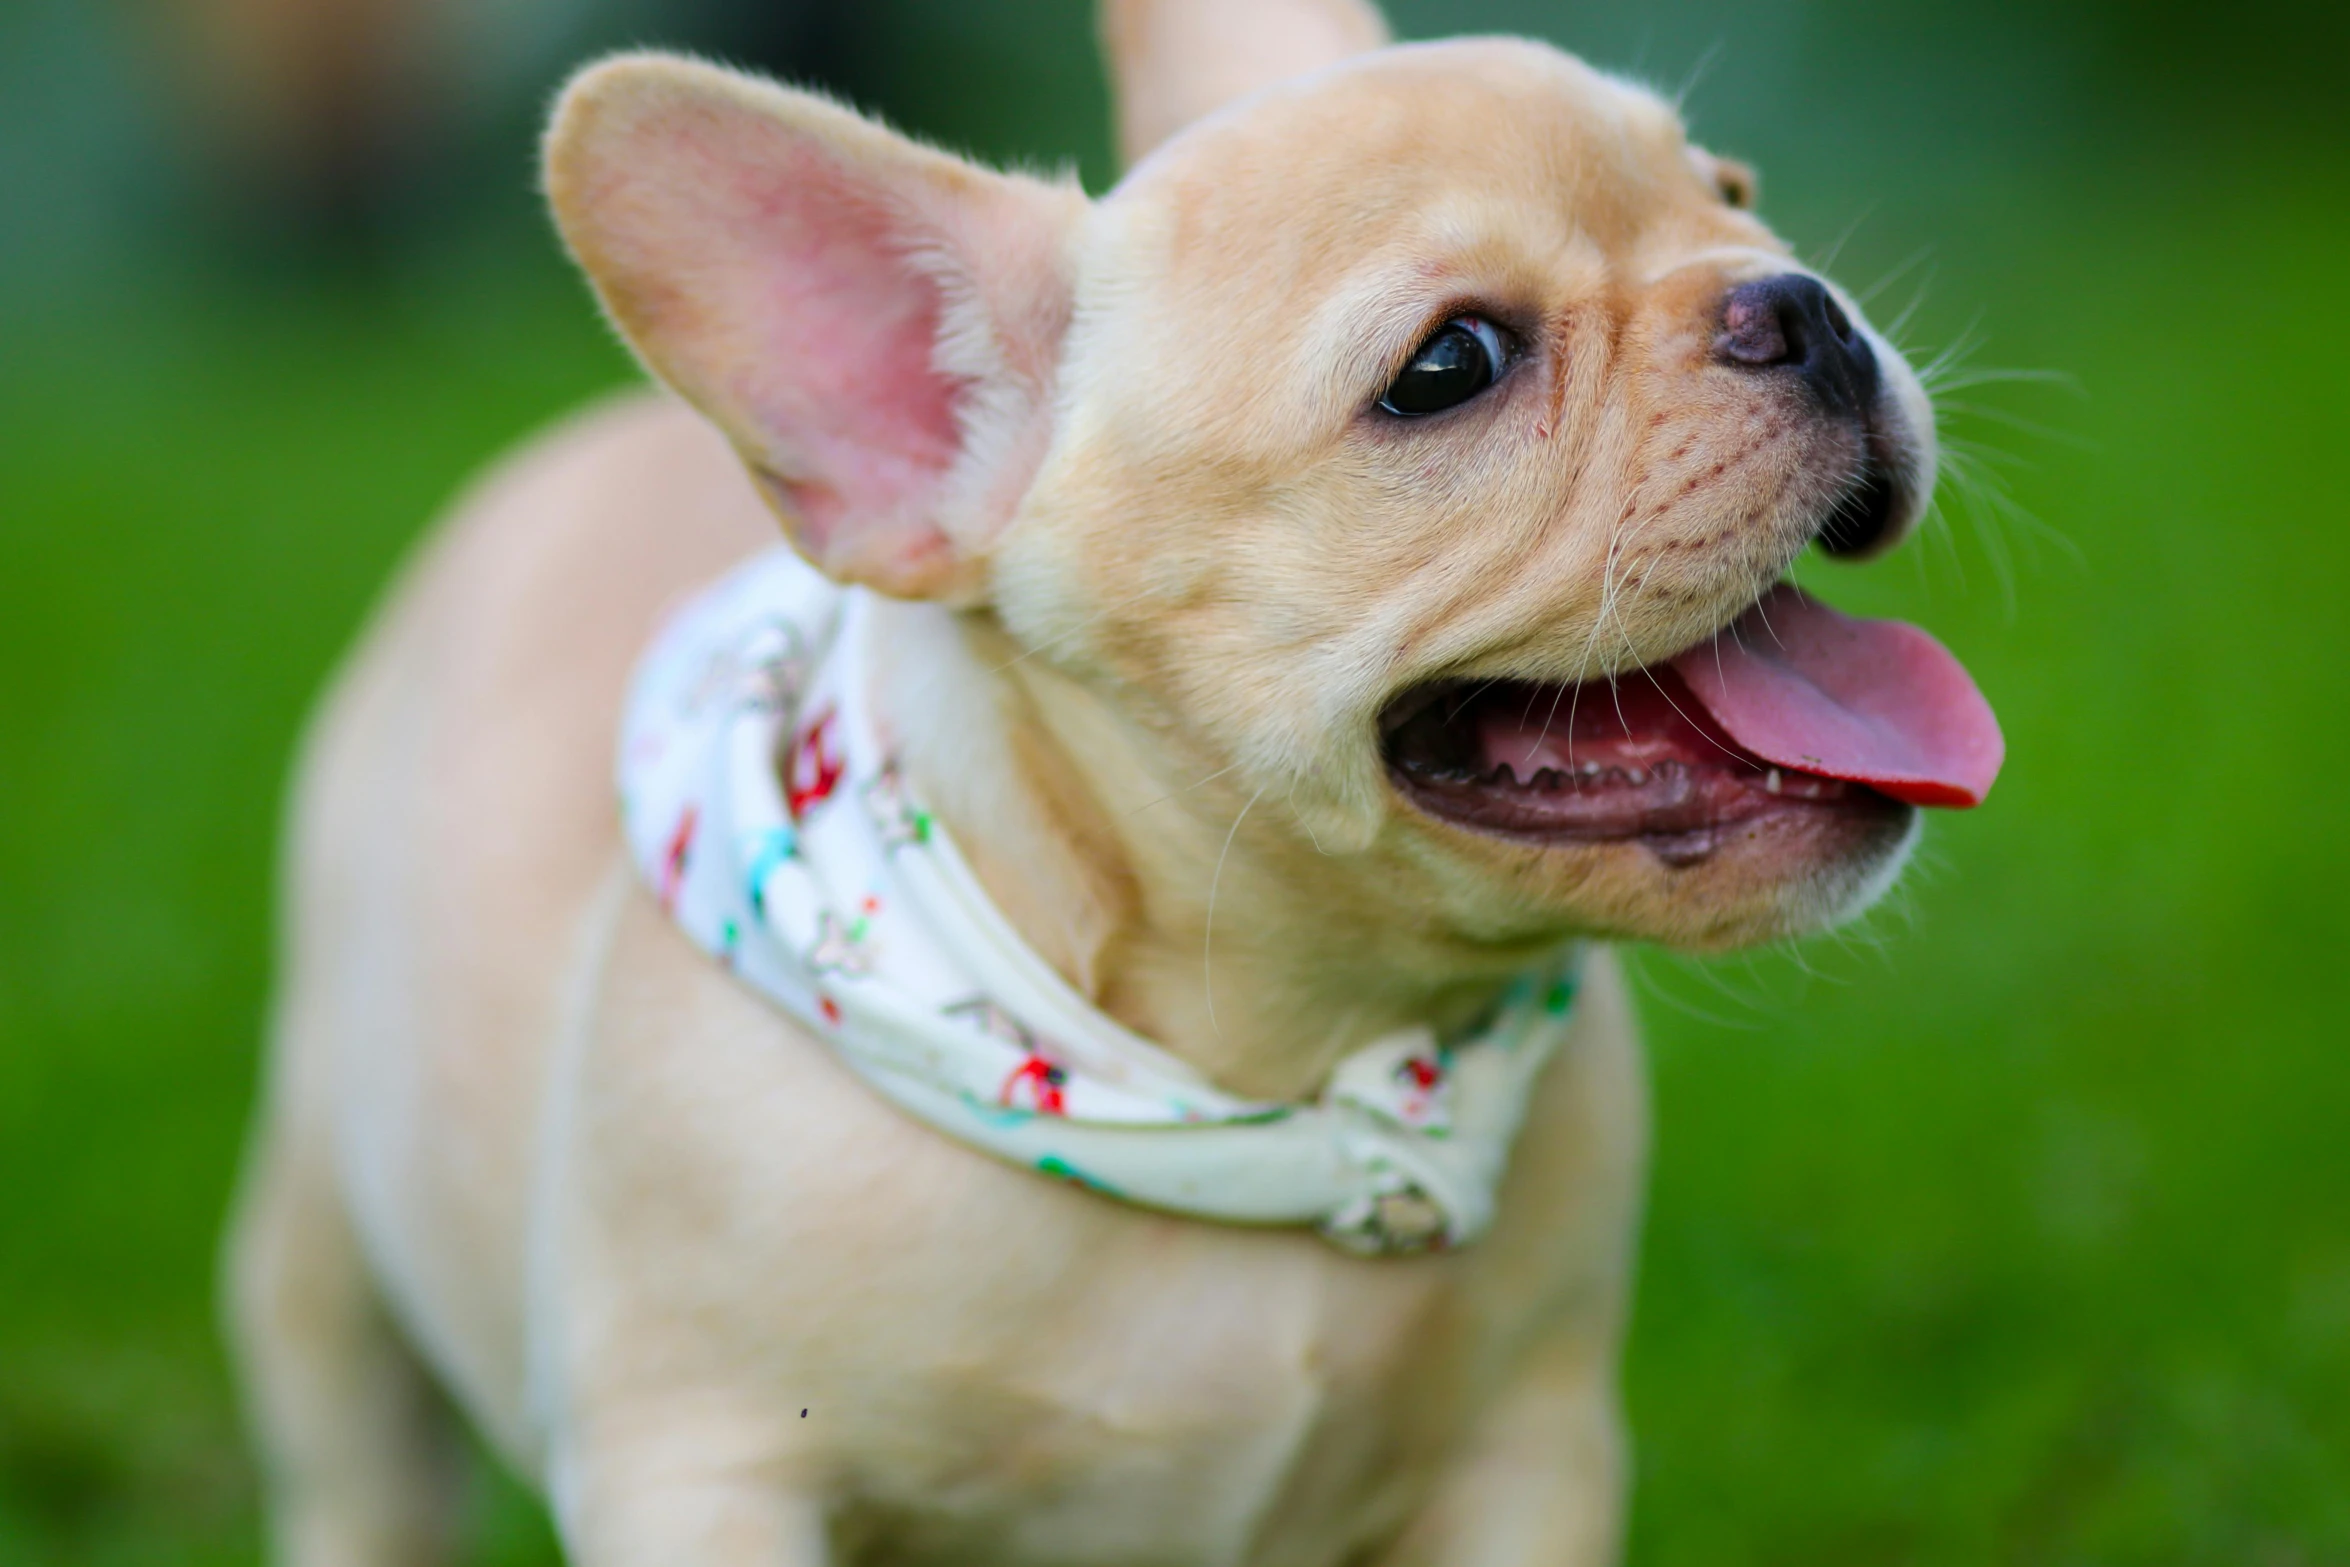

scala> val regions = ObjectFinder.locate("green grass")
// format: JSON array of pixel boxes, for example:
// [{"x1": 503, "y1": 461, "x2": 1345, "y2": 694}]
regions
[
  {"x1": 1621, "y1": 165, "x2": 2350, "y2": 1561},
  {"x1": 0, "y1": 235, "x2": 624, "y2": 1565},
  {"x1": 2, "y1": 136, "x2": 2346, "y2": 1567}
]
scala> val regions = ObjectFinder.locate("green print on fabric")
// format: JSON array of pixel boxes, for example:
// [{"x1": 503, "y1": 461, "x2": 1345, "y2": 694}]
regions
[{"x1": 1038, "y1": 1155, "x2": 1119, "y2": 1196}]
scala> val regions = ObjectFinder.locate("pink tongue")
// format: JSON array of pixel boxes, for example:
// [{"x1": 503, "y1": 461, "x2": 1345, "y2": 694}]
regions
[{"x1": 1669, "y1": 584, "x2": 2004, "y2": 808}]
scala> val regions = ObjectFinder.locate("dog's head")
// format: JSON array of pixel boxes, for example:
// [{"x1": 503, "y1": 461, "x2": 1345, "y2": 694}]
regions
[{"x1": 546, "y1": 0, "x2": 2000, "y2": 964}]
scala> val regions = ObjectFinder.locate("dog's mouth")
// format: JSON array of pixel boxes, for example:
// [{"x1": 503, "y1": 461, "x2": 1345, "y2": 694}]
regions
[{"x1": 1380, "y1": 584, "x2": 2004, "y2": 861}]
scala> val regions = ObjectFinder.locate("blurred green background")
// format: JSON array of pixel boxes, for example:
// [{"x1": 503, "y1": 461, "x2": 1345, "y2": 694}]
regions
[{"x1": 3, "y1": 0, "x2": 2345, "y2": 1561}]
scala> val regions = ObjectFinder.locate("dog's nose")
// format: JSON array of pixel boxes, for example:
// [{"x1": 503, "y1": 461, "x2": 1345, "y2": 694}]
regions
[{"x1": 1714, "y1": 274, "x2": 1879, "y2": 416}]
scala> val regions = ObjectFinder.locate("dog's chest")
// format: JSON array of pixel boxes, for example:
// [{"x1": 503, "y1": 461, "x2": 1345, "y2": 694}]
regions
[
  {"x1": 553, "y1": 909, "x2": 1638, "y2": 1564},
  {"x1": 826, "y1": 1229, "x2": 1514, "y2": 1567}
]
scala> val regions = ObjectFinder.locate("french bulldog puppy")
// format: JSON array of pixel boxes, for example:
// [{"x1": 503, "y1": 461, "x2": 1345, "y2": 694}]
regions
[{"x1": 225, "y1": 1, "x2": 1997, "y2": 1563}]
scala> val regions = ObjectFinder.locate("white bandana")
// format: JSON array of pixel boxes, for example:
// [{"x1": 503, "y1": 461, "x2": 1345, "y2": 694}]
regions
[{"x1": 617, "y1": 549, "x2": 1582, "y2": 1254}]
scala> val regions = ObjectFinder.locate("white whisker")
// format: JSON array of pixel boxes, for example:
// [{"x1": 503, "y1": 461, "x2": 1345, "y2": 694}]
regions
[
  {"x1": 1853, "y1": 244, "x2": 1934, "y2": 307},
  {"x1": 1669, "y1": 40, "x2": 1725, "y2": 112},
  {"x1": 1126, "y1": 759, "x2": 1243, "y2": 818},
  {"x1": 983, "y1": 581, "x2": 1170, "y2": 675},
  {"x1": 1284, "y1": 784, "x2": 1330, "y2": 855},
  {"x1": 1809, "y1": 204, "x2": 1878, "y2": 276},
  {"x1": 1202, "y1": 786, "x2": 1266, "y2": 1041}
]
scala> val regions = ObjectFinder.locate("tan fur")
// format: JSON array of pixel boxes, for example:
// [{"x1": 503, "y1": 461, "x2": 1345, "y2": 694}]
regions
[
  {"x1": 226, "y1": 5, "x2": 1936, "y2": 1563},
  {"x1": 1102, "y1": 0, "x2": 1392, "y2": 165}
]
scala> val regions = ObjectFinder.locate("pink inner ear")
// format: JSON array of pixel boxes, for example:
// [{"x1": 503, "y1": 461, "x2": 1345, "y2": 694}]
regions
[{"x1": 723, "y1": 145, "x2": 965, "y2": 559}]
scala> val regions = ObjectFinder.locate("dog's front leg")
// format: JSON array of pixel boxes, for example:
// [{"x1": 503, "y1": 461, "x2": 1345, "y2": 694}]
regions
[
  {"x1": 1375, "y1": 1322, "x2": 1628, "y2": 1567},
  {"x1": 525, "y1": 884, "x2": 844, "y2": 1567}
]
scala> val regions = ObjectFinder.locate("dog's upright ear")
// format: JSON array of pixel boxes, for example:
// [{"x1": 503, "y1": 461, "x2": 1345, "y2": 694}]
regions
[
  {"x1": 1101, "y1": 0, "x2": 1390, "y2": 167},
  {"x1": 545, "y1": 55, "x2": 1087, "y2": 601}
]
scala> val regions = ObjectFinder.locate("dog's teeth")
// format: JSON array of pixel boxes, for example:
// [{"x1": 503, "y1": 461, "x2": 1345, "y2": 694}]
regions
[
  {"x1": 1579, "y1": 761, "x2": 1602, "y2": 778},
  {"x1": 1626, "y1": 767, "x2": 1646, "y2": 786},
  {"x1": 1765, "y1": 767, "x2": 1782, "y2": 794}
]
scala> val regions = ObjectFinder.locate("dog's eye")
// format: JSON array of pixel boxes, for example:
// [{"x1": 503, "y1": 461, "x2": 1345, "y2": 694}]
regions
[
  {"x1": 1713, "y1": 159, "x2": 1758, "y2": 210},
  {"x1": 1378, "y1": 316, "x2": 1507, "y2": 416}
]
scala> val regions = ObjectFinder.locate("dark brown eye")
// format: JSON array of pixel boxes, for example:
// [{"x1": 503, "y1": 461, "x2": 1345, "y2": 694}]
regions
[
  {"x1": 1378, "y1": 316, "x2": 1507, "y2": 416},
  {"x1": 1714, "y1": 160, "x2": 1757, "y2": 210}
]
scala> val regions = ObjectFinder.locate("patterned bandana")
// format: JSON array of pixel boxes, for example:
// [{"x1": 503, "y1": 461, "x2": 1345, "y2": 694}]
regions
[{"x1": 617, "y1": 549, "x2": 1583, "y2": 1254}]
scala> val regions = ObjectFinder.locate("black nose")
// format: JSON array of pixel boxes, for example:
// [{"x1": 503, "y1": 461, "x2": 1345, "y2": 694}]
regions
[{"x1": 1715, "y1": 274, "x2": 1880, "y2": 416}]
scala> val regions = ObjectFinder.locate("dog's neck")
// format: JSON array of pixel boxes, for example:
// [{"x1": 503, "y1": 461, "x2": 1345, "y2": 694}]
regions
[{"x1": 868, "y1": 597, "x2": 1519, "y2": 1102}]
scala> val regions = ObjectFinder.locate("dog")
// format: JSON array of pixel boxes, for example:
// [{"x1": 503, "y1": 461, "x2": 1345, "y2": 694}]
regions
[{"x1": 223, "y1": 1, "x2": 2000, "y2": 1562}]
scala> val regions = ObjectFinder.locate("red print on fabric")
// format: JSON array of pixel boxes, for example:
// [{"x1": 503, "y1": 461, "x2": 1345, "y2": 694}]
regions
[
  {"x1": 659, "y1": 805, "x2": 699, "y2": 913},
  {"x1": 1392, "y1": 1053, "x2": 1446, "y2": 1123},
  {"x1": 787, "y1": 707, "x2": 846, "y2": 819},
  {"x1": 1396, "y1": 1055, "x2": 1443, "y2": 1092},
  {"x1": 1000, "y1": 1054, "x2": 1069, "y2": 1116}
]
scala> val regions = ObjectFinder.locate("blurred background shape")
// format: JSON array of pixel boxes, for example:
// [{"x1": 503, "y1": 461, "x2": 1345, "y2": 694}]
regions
[{"x1": 2, "y1": 0, "x2": 2346, "y2": 1562}]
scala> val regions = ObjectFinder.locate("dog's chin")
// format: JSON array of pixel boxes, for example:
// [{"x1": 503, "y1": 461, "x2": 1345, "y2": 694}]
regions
[{"x1": 1377, "y1": 664, "x2": 1917, "y2": 948}]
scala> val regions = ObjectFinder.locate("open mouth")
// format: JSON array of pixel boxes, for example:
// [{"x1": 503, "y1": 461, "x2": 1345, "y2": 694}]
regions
[
  {"x1": 1382, "y1": 668, "x2": 1860, "y2": 862},
  {"x1": 1380, "y1": 584, "x2": 2004, "y2": 860}
]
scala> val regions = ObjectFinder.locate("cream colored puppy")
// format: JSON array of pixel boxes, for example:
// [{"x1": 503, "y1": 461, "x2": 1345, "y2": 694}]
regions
[{"x1": 225, "y1": 2, "x2": 2001, "y2": 1563}]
